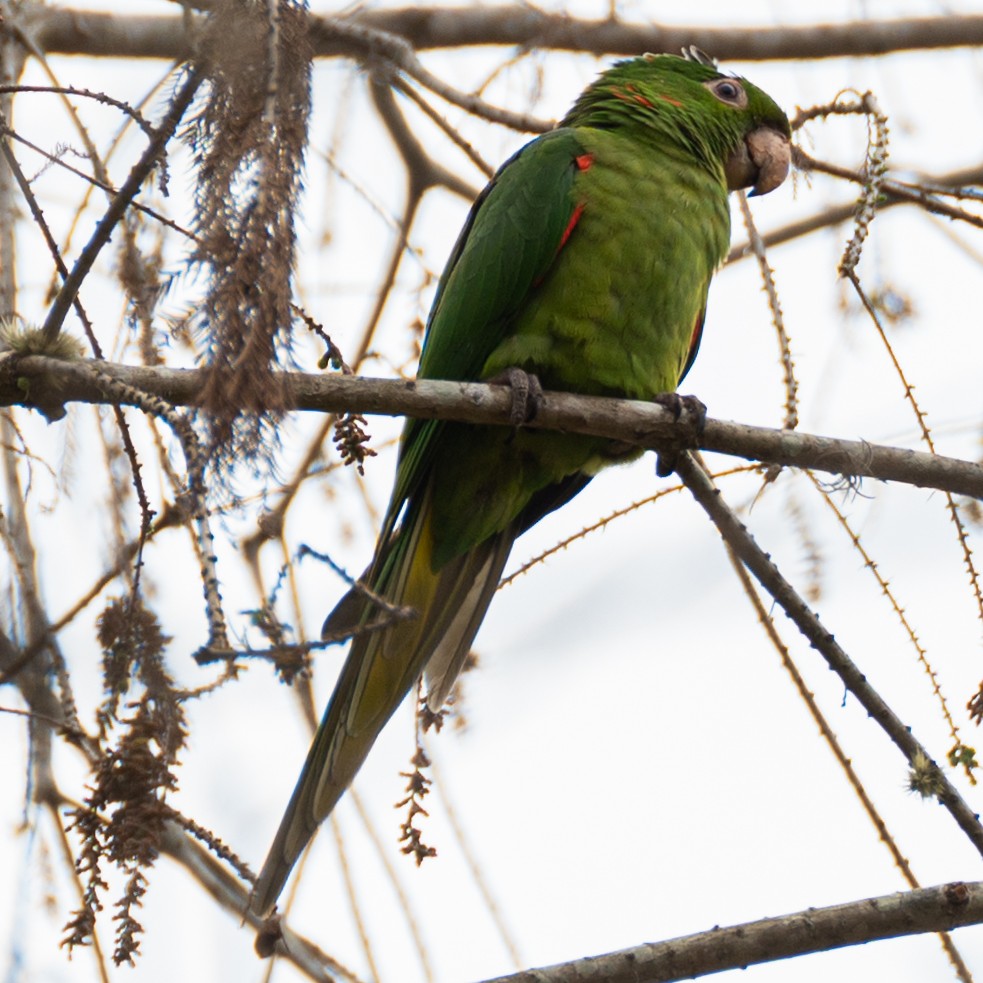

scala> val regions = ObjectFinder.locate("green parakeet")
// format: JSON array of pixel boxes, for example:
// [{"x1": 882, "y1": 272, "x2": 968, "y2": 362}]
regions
[{"x1": 251, "y1": 50, "x2": 790, "y2": 917}]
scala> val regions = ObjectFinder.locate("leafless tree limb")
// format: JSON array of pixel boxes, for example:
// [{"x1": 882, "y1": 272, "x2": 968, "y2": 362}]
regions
[
  {"x1": 25, "y1": 7, "x2": 983, "y2": 64},
  {"x1": 675, "y1": 452, "x2": 983, "y2": 857},
  {"x1": 39, "y1": 66, "x2": 203, "y2": 345},
  {"x1": 1, "y1": 9, "x2": 981, "y2": 978},
  {"x1": 478, "y1": 881, "x2": 983, "y2": 983},
  {"x1": 3, "y1": 355, "x2": 981, "y2": 499},
  {"x1": 722, "y1": 540, "x2": 975, "y2": 982},
  {"x1": 729, "y1": 161, "x2": 983, "y2": 263}
]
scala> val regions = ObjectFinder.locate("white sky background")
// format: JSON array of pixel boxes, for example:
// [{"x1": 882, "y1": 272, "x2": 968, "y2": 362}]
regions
[{"x1": 2, "y1": 1, "x2": 983, "y2": 981}]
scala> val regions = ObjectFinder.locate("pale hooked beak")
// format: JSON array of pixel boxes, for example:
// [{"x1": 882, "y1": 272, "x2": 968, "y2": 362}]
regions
[{"x1": 724, "y1": 126, "x2": 791, "y2": 197}]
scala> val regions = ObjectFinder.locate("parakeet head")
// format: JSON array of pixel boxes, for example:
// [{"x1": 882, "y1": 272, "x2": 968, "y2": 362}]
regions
[{"x1": 561, "y1": 51, "x2": 791, "y2": 197}]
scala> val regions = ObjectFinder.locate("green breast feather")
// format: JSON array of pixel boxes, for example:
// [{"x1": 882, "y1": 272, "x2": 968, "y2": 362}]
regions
[{"x1": 249, "y1": 51, "x2": 790, "y2": 919}]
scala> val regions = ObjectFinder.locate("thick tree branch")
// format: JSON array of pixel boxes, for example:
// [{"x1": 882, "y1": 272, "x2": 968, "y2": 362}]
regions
[
  {"x1": 478, "y1": 881, "x2": 983, "y2": 983},
  {"x1": 2, "y1": 355, "x2": 982, "y2": 499},
  {"x1": 25, "y1": 7, "x2": 983, "y2": 64}
]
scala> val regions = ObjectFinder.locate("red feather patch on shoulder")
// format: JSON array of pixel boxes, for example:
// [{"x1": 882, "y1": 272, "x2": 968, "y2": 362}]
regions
[
  {"x1": 535, "y1": 200, "x2": 587, "y2": 286},
  {"x1": 532, "y1": 154, "x2": 592, "y2": 287},
  {"x1": 556, "y1": 155, "x2": 592, "y2": 251},
  {"x1": 559, "y1": 203, "x2": 585, "y2": 250}
]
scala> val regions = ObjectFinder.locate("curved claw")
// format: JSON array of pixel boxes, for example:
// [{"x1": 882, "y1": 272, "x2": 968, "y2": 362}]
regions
[
  {"x1": 652, "y1": 392, "x2": 707, "y2": 476},
  {"x1": 488, "y1": 367, "x2": 544, "y2": 426}
]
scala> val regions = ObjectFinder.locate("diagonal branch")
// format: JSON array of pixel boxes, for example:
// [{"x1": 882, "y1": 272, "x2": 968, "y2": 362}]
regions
[
  {"x1": 157, "y1": 819, "x2": 365, "y2": 983},
  {"x1": 674, "y1": 452, "x2": 983, "y2": 859},
  {"x1": 478, "y1": 881, "x2": 983, "y2": 983},
  {"x1": 39, "y1": 66, "x2": 203, "y2": 344}
]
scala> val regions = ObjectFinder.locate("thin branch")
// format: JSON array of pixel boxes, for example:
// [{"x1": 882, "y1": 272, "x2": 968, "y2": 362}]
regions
[
  {"x1": 805, "y1": 469, "x2": 972, "y2": 779},
  {"x1": 157, "y1": 820, "x2": 365, "y2": 983},
  {"x1": 478, "y1": 881, "x2": 983, "y2": 983},
  {"x1": 737, "y1": 191, "x2": 797, "y2": 429},
  {"x1": 39, "y1": 66, "x2": 203, "y2": 344},
  {"x1": 76, "y1": 362, "x2": 233, "y2": 658},
  {"x1": 723, "y1": 538, "x2": 975, "y2": 981},
  {"x1": 674, "y1": 452, "x2": 983, "y2": 859},
  {"x1": 794, "y1": 154, "x2": 983, "y2": 232},
  {"x1": 425, "y1": 748, "x2": 523, "y2": 970},
  {"x1": 310, "y1": 18, "x2": 550, "y2": 132},
  {"x1": 348, "y1": 789, "x2": 437, "y2": 983},
  {"x1": 3, "y1": 125, "x2": 196, "y2": 240},
  {"x1": 372, "y1": 73, "x2": 481, "y2": 200},
  {"x1": 0, "y1": 78, "x2": 152, "y2": 122},
  {"x1": 728, "y1": 161, "x2": 983, "y2": 264},
  {"x1": 392, "y1": 76, "x2": 494, "y2": 180},
  {"x1": 4, "y1": 356, "x2": 983, "y2": 500},
  {"x1": 329, "y1": 816, "x2": 382, "y2": 983},
  {"x1": 356, "y1": 76, "x2": 441, "y2": 362}
]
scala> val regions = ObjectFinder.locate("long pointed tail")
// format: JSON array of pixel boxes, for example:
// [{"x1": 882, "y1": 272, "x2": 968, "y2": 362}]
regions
[{"x1": 250, "y1": 511, "x2": 516, "y2": 917}]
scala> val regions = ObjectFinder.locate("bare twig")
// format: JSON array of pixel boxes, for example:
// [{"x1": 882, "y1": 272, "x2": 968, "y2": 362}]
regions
[
  {"x1": 0, "y1": 84, "x2": 153, "y2": 135},
  {"x1": 157, "y1": 820, "x2": 365, "y2": 983},
  {"x1": 3, "y1": 125, "x2": 195, "y2": 238},
  {"x1": 71, "y1": 360, "x2": 233, "y2": 657},
  {"x1": 391, "y1": 76, "x2": 494, "y2": 179},
  {"x1": 737, "y1": 191, "x2": 797, "y2": 430},
  {"x1": 312, "y1": 18, "x2": 550, "y2": 132},
  {"x1": 728, "y1": 161, "x2": 983, "y2": 263},
  {"x1": 805, "y1": 469, "x2": 973, "y2": 782},
  {"x1": 39, "y1": 66, "x2": 203, "y2": 344}
]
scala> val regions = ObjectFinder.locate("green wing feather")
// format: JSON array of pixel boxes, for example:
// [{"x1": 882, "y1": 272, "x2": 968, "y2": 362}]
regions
[
  {"x1": 250, "y1": 132, "x2": 587, "y2": 917},
  {"x1": 389, "y1": 129, "x2": 586, "y2": 540},
  {"x1": 251, "y1": 53, "x2": 790, "y2": 918}
]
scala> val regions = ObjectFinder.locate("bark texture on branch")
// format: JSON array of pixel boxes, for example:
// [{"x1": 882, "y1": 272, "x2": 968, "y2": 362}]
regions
[
  {"x1": 2, "y1": 354, "x2": 982, "y2": 500},
  {"x1": 479, "y1": 881, "x2": 983, "y2": 983},
  {"x1": 26, "y1": 6, "x2": 983, "y2": 63}
]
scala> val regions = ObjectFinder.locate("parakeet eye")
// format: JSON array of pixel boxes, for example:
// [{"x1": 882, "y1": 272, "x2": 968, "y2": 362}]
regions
[{"x1": 705, "y1": 78, "x2": 747, "y2": 108}]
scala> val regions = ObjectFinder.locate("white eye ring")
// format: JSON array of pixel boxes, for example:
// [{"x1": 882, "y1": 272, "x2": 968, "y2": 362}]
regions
[{"x1": 706, "y1": 78, "x2": 747, "y2": 107}]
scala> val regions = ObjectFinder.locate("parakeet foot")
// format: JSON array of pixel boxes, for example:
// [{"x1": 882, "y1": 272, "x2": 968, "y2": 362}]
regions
[
  {"x1": 652, "y1": 393, "x2": 707, "y2": 477},
  {"x1": 488, "y1": 367, "x2": 544, "y2": 426}
]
